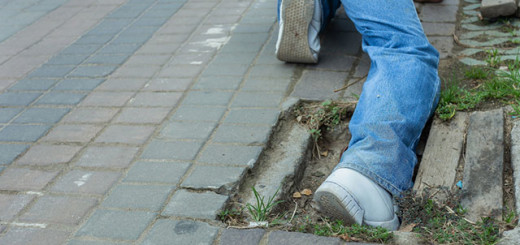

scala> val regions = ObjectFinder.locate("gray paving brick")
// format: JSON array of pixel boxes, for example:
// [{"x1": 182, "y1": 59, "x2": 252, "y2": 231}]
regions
[
  {"x1": 76, "y1": 209, "x2": 155, "y2": 240},
  {"x1": 61, "y1": 44, "x2": 102, "y2": 55},
  {"x1": 241, "y1": 77, "x2": 291, "y2": 92},
  {"x1": 182, "y1": 91, "x2": 234, "y2": 106},
  {"x1": 225, "y1": 108, "x2": 280, "y2": 125},
  {"x1": 9, "y1": 78, "x2": 58, "y2": 91},
  {"x1": 231, "y1": 92, "x2": 284, "y2": 108},
  {"x1": 35, "y1": 92, "x2": 87, "y2": 105},
  {"x1": 143, "y1": 78, "x2": 193, "y2": 91},
  {"x1": 220, "y1": 229, "x2": 266, "y2": 245},
  {"x1": 0, "y1": 108, "x2": 23, "y2": 123},
  {"x1": 96, "y1": 78, "x2": 147, "y2": 91},
  {"x1": 159, "y1": 121, "x2": 216, "y2": 140},
  {"x1": 53, "y1": 78, "x2": 105, "y2": 90},
  {"x1": 27, "y1": 65, "x2": 75, "y2": 78},
  {"x1": 84, "y1": 54, "x2": 130, "y2": 65},
  {"x1": 163, "y1": 189, "x2": 228, "y2": 219},
  {"x1": 19, "y1": 195, "x2": 97, "y2": 225},
  {"x1": 128, "y1": 92, "x2": 182, "y2": 107},
  {"x1": 213, "y1": 124, "x2": 272, "y2": 144},
  {"x1": 141, "y1": 140, "x2": 203, "y2": 161},
  {"x1": 170, "y1": 105, "x2": 226, "y2": 122},
  {"x1": 0, "y1": 194, "x2": 35, "y2": 222},
  {"x1": 157, "y1": 64, "x2": 204, "y2": 78},
  {"x1": 102, "y1": 184, "x2": 172, "y2": 211},
  {"x1": 291, "y1": 70, "x2": 348, "y2": 100},
  {"x1": 42, "y1": 124, "x2": 103, "y2": 143},
  {"x1": 198, "y1": 144, "x2": 263, "y2": 167},
  {"x1": 169, "y1": 52, "x2": 213, "y2": 65},
  {"x1": 76, "y1": 146, "x2": 139, "y2": 168},
  {"x1": 126, "y1": 54, "x2": 171, "y2": 66},
  {"x1": 427, "y1": 36, "x2": 454, "y2": 59},
  {"x1": 219, "y1": 42, "x2": 262, "y2": 53},
  {"x1": 0, "y1": 125, "x2": 52, "y2": 142},
  {"x1": 51, "y1": 170, "x2": 121, "y2": 195},
  {"x1": 193, "y1": 76, "x2": 243, "y2": 90},
  {"x1": 16, "y1": 144, "x2": 81, "y2": 166},
  {"x1": 69, "y1": 65, "x2": 118, "y2": 78},
  {"x1": 46, "y1": 54, "x2": 90, "y2": 66},
  {"x1": 142, "y1": 219, "x2": 219, "y2": 245},
  {"x1": 211, "y1": 53, "x2": 257, "y2": 65},
  {"x1": 248, "y1": 64, "x2": 294, "y2": 78},
  {"x1": 0, "y1": 144, "x2": 29, "y2": 164},
  {"x1": 124, "y1": 161, "x2": 190, "y2": 184},
  {"x1": 422, "y1": 22, "x2": 456, "y2": 36},
  {"x1": 267, "y1": 231, "x2": 341, "y2": 245},
  {"x1": 321, "y1": 32, "x2": 362, "y2": 55},
  {"x1": 0, "y1": 227, "x2": 69, "y2": 245},
  {"x1": 97, "y1": 44, "x2": 141, "y2": 55},
  {"x1": 181, "y1": 165, "x2": 246, "y2": 191},
  {"x1": 115, "y1": 107, "x2": 171, "y2": 124},
  {"x1": 202, "y1": 64, "x2": 249, "y2": 77},
  {"x1": 62, "y1": 108, "x2": 119, "y2": 123},
  {"x1": 309, "y1": 54, "x2": 356, "y2": 71},
  {"x1": 80, "y1": 92, "x2": 134, "y2": 107},
  {"x1": 95, "y1": 125, "x2": 155, "y2": 144},
  {"x1": 68, "y1": 240, "x2": 131, "y2": 245},
  {"x1": 0, "y1": 168, "x2": 59, "y2": 191},
  {"x1": 420, "y1": 5, "x2": 458, "y2": 22},
  {"x1": 0, "y1": 92, "x2": 41, "y2": 106},
  {"x1": 13, "y1": 108, "x2": 70, "y2": 124},
  {"x1": 75, "y1": 35, "x2": 114, "y2": 45}
]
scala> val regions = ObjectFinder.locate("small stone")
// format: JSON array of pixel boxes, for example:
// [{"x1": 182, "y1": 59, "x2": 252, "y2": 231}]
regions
[
  {"x1": 292, "y1": 192, "x2": 301, "y2": 199},
  {"x1": 301, "y1": 189, "x2": 312, "y2": 196}
]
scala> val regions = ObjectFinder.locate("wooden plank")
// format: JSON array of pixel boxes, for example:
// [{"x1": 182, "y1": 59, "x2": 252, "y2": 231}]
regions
[
  {"x1": 413, "y1": 112, "x2": 468, "y2": 197},
  {"x1": 461, "y1": 109, "x2": 504, "y2": 222}
]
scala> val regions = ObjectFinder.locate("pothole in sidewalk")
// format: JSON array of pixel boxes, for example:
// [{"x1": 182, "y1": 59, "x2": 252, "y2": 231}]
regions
[{"x1": 218, "y1": 100, "x2": 517, "y2": 244}]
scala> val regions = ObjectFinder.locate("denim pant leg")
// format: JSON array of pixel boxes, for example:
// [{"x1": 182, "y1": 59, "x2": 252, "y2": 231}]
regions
[{"x1": 335, "y1": 0, "x2": 441, "y2": 196}]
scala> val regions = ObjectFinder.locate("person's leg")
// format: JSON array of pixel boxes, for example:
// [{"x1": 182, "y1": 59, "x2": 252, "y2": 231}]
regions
[
  {"x1": 275, "y1": 0, "x2": 340, "y2": 63},
  {"x1": 314, "y1": 0, "x2": 440, "y2": 230}
]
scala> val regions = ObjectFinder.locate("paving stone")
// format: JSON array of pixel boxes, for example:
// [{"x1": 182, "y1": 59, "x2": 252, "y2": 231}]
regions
[
  {"x1": 163, "y1": 189, "x2": 228, "y2": 219},
  {"x1": 35, "y1": 92, "x2": 87, "y2": 105},
  {"x1": 42, "y1": 124, "x2": 103, "y2": 143},
  {"x1": 422, "y1": 22, "x2": 456, "y2": 36},
  {"x1": 267, "y1": 231, "x2": 341, "y2": 245},
  {"x1": 95, "y1": 125, "x2": 155, "y2": 144},
  {"x1": 291, "y1": 70, "x2": 347, "y2": 100},
  {"x1": 69, "y1": 65, "x2": 118, "y2": 78},
  {"x1": 248, "y1": 64, "x2": 293, "y2": 79},
  {"x1": 62, "y1": 108, "x2": 119, "y2": 123},
  {"x1": 97, "y1": 44, "x2": 142, "y2": 55},
  {"x1": 170, "y1": 105, "x2": 226, "y2": 122},
  {"x1": 13, "y1": 108, "x2": 70, "y2": 124},
  {"x1": 141, "y1": 140, "x2": 203, "y2": 160},
  {"x1": 102, "y1": 184, "x2": 172, "y2": 211},
  {"x1": 213, "y1": 124, "x2": 272, "y2": 144},
  {"x1": 308, "y1": 54, "x2": 356, "y2": 71},
  {"x1": 182, "y1": 91, "x2": 234, "y2": 106},
  {"x1": 51, "y1": 170, "x2": 121, "y2": 195},
  {"x1": 193, "y1": 76, "x2": 243, "y2": 90},
  {"x1": 219, "y1": 229, "x2": 266, "y2": 245},
  {"x1": 426, "y1": 36, "x2": 452, "y2": 59},
  {"x1": 46, "y1": 54, "x2": 90, "y2": 65},
  {"x1": 84, "y1": 54, "x2": 131, "y2": 65},
  {"x1": 68, "y1": 240, "x2": 132, "y2": 245},
  {"x1": 0, "y1": 108, "x2": 22, "y2": 123},
  {"x1": 202, "y1": 64, "x2": 250, "y2": 77},
  {"x1": 9, "y1": 78, "x2": 58, "y2": 91},
  {"x1": 115, "y1": 107, "x2": 170, "y2": 124},
  {"x1": 27, "y1": 65, "x2": 75, "y2": 78},
  {"x1": 0, "y1": 168, "x2": 59, "y2": 191},
  {"x1": 16, "y1": 144, "x2": 82, "y2": 166},
  {"x1": 420, "y1": 5, "x2": 458, "y2": 22},
  {"x1": 0, "y1": 144, "x2": 29, "y2": 164},
  {"x1": 158, "y1": 64, "x2": 205, "y2": 78},
  {"x1": 0, "y1": 227, "x2": 69, "y2": 245},
  {"x1": 143, "y1": 78, "x2": 193, "y2": 91},
  {"x1": 95, "y1": 78, "x2": 148, "y2": 91},
  {"x1": 0, "y1": 92, "x2": 41, "y2": 106},
  {"x1": 80, "y1": 92, "x2": 134, "y2": 107},
  {"x1": 231, "y1": 92, "x2": 283, "y2": 108},
  {"x1": 321, "y1": 32, "x2": 362, "y2": 56},
  {"x1": 0, "y1": 125, "x2": 52, "y2": 142},
  {"x1": 128, "y1": 92, "x2": 182, "y2": 107},
  {"x1": 142, "y1": 219, "x2": 219, "y2": 245},
  {"x1": 76, "y1": 209, "x2": 155, "y2": 240},
  {"x1": 241, "y1": 77, "x2": 291, "y2": 92},
  {"x1": 181, "y1": 165, "x2": 246, "y2": 191},
  {"x1": 225, "y1": 108, "x2": 280, "y2": 125},
  {"x1": 210, "y1": 53, "x2": 256, "y2": 65},
  {"x1": 159, "y1": 121, "x2": 216, "y2": 140},
  {"x1": 124, "y1": 161, "x2": 190, "y2": 184},
  {"x1": 0, "y1": 194, "x2": 35, "y2": 222},
  {"x1": 111, "y1": 65, "x2": 161, "y2": 78},
  {"x1": 76, "y1": 146, "x2": 139, "y2": 168},
  {"x1": 481, "y1": 0, "x2": 517, "y2": 18},
  {"x1": 198, "y1": 144, "x2": 263, "y2": 167},
  {"x1": 53, "y1": 78, "x2": 105, "y2": 90},
  {"x1": 462, "y1": 109, "x2": 503, "y2": 221},
  {"x1": 19, "y1": 195, "x2": 97, "y2": 225}
]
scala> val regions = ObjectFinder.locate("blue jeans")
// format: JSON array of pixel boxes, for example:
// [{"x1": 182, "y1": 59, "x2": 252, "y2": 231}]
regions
[{"x1": 279, "y1": 0, "x2": 441, "y2": 196}]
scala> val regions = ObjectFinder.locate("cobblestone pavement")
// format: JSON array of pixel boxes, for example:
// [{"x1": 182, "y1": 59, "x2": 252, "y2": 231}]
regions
[{"x1": 0, "y1": 0, "x2": 489, "y2": 244}]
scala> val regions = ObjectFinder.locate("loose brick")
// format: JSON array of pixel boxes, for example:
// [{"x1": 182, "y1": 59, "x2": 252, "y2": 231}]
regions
[
  {"x1": 181, "y1": 165, "x2": 246, "y2": 191},
  {"x1": 198, "y1": 144, "x2": 262, "y2": 167},
  {"x1": 163, "y1": 190, "x2": 228, "y2": 219},
  {"x1": 142, "y1": 219, "x2": 219, "y2": 245}
]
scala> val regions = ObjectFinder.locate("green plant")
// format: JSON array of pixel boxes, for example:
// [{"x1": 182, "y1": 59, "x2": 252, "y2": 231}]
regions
[
  {"x1": 246, "y1": 186, "x2": 283, "y2": 222},
  {"x1": 486, "y1": 49, "x2": 502, "y2": 67},
  {"x1": 218, "y1": 208, "x2": 242, "y2": 222},
  {"x1": 313, "y1": 220, "x2": 393, "y2": 243},
  {"x1": 464, "y1": 66, "x2": 489, "y2": 79}
]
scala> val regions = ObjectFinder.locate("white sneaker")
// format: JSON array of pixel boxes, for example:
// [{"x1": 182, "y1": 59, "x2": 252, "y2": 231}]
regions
[
  {"x1": 275, "y1": 0, "x2": 321, "y2": 63},
  {"x1": 313, "y1": 168, "x2": 400, "y2": 230}
]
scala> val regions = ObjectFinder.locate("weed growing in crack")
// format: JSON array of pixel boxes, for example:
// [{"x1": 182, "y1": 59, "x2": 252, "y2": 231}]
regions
[
  {"x1": 218, "y1": 207, "x2": 243, "y2": 222},
  {"x1": 486, "y1": 49, "x2": 501, "y2": 68},
  {"x1": 313, "y1": 220, "x2": 393, "y2": 243},
  {"x1": 246, "y1": 186, "x2": 283, "y2": 222}
]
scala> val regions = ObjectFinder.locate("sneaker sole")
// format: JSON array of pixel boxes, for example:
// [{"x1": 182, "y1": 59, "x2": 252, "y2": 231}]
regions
[
  {"x1": 277, "y1": 0, "x2": 317, "y2": 63},
  {"x1": 314, "y1": 182, "x2": 364, "y2": 225}
]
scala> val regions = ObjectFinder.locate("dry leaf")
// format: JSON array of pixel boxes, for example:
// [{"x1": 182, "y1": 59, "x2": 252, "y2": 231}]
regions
[
  {"x1": 320, "y1": 151, "x2": 328, "y2": 157},
  {"x1": 296, "y1": 115, "x2": 303, "y2": 122},
  {"x1": 301, "y1": 189, "x2": 312, "y2": 196},
  {"x1": 399, "y1": 223, "x2": 416, "y2": 232},
  {"x1": 293, "y1": 192, "x2": 302, "y2": 198},
  {"x1": 338, "y1": 234, "x2": 351, "y2": 241}
]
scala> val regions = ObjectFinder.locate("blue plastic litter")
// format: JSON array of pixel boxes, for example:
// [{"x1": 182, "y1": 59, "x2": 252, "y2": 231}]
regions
[{"x1": 456, "y1": 180, "x2": 463, "y2": 189}]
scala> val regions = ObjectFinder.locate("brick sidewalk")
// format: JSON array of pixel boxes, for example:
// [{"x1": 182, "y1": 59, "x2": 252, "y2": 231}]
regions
[{"x1": 0, "y1": 0, "x2": 459, "y2": 244}]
